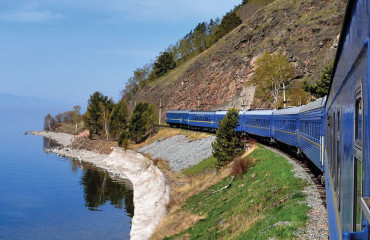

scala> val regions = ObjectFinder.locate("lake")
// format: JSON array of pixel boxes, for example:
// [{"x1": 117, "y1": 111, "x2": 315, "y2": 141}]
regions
[{"x1": 0, "y1": 106, "x2": 134, "y2": 240}]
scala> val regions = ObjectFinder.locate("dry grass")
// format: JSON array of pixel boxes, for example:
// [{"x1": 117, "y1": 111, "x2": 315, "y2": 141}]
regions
[
  {"x1": 153, "y1": 158, "x2": 170, "y2": 171},
  {"x1": 151, "y1": 160, "x2": 235, "y2": 239},
  {"x1": 131, "y1": 127, "x2": 212, "y2": 151},
  {"x1": 55, "y1": 122, "x2": 84, "y2": 135},
  {"x1": 225, "y1": 211, "x2": 265, "y2": 240},
  {"x1": 151, "y1": 211, "x2": 206, "y2": 240},
  {"x1": 151, "y1": 142, "x2": 259, "y2": 239}
]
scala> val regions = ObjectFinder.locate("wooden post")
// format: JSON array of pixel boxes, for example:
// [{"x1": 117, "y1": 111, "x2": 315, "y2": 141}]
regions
[{"x1": 159, "y1": 99, "x2": 162, "y2": 125}]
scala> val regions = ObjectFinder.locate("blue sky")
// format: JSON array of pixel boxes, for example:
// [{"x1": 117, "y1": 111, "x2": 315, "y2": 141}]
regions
[{"x1": 0, "y1": 0, "x2": 241, "y2": 107}]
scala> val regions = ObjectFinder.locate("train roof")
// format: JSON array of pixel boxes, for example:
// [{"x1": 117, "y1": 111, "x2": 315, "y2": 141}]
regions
[
  {"x1": 326, "y1": 0, "x2": 355, "y2": 106},
  {"x1": 215, "y1": 111, "x2": 228, "y2": 115},
  {"x1": 189, "y1": 111, "x2": 216, "y2": 115},
  {"x1": 244, "y1": 109, "x2": 274, "y2": 116},
  {"x1": 166, "y1": 110, "x2": 190, "y2": 114},
  {"x1": 273, "y1": 106, "x2": 301, "y2": 115},
  {"x1": 299, "y1": 97, "x2": 326, "y2": 113}
]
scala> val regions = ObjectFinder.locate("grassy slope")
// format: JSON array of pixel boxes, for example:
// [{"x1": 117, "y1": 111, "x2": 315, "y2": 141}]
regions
[{"x1": 160, "y1": 145, "x2": 309, "y2": 239}]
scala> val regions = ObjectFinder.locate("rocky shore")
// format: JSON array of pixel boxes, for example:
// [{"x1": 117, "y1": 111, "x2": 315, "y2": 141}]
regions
[{"x1": 30, "y1": 131, "x2": 169, "y2": 240}]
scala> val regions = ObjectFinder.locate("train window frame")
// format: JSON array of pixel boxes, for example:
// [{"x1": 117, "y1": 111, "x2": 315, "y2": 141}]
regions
[
  {"x1": 353, "y1": 78, "x2": 364, "y2": 232},
  {"x1": 336, "y1": 106, "x2": 341, "y2": 213}
]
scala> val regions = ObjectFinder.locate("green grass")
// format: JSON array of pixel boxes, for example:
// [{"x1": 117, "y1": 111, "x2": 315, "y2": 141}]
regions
[
  {"x1": 181, "y1": 156, "x2": 217, "y2": 176},
  {"x1": 166, "y1": 145, "x2": 309, "y2": 239}
]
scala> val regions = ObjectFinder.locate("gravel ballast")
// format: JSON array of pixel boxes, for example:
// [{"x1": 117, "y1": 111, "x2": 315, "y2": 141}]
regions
[
  {"x1": 265, "y1": 146, "x2": 328, "y2": 240},
  {"x1": 138, "y1": 135, "x2": 216, "y2": 172}
]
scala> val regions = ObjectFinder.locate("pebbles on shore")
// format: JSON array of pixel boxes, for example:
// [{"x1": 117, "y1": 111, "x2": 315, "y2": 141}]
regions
[{"x1": 138, "y1": 135, "x2": 216, "y2": 172}]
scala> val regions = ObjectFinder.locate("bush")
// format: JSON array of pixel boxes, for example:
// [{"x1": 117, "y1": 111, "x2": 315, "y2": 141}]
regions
[
  {"x1": 153, "y1": 158, "x2": 169, "y2": 170},
  {"x1": 231, "y1": 157, "x2": 252, "y2": 177}
]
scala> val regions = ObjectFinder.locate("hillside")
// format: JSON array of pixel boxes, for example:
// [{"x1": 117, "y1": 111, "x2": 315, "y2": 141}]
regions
[{"x1": 127, "y1": 0, "x2": 346, "y2": 113}]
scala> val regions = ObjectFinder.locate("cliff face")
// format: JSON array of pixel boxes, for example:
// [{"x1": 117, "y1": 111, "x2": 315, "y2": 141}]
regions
[{"x1": 128, "y1": 0, "x2": 346, "y2": 115}]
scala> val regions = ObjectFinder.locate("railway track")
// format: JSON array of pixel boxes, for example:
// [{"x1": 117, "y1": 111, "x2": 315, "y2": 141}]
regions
[{"x1": 262, "y1": 143, "x2": 327, "y2": 209}]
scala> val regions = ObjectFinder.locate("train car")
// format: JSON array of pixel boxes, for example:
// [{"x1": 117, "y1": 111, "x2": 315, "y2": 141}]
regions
[
  {"x1": 188, "y1": 111, "x2": 215, "y2": 130},
  {"x1": 272, "y1": 107, "x2": 301, "y2": 147},
  {"x1": 324, "y1": 0, "x2": 370, "y2": 239},
  {"x1": 212, "y1": 111, "x2": 227, "y2": 130},
  {"x1": 243, "y1": 110, "x2": 274, "y2": 138},
  {"x1": 166, "y1": 110, "x2": 190, "y2": 127},
  {"x1": 298, "y1": 97, "x2": 326, "y2": 172}
]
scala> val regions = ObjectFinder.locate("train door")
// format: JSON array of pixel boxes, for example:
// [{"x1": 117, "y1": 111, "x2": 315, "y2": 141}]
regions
[
  {"x1": 353, "y1": 79, "x2": 364, "y2": 232},
  {"x1": 337, "y1": 107, "x2": 341, "y2": 213}
]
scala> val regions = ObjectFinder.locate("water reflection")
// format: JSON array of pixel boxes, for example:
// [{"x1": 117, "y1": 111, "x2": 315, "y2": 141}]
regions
[
  {"x1": 43, "y1": 137, "x2": 61, "y2": 149},
  {"x1": 80, "y1": 168, "x2": 134, "y2": 216},
  {"x1": 42, "y1": 137, "x2": 134, "y2": 217}
]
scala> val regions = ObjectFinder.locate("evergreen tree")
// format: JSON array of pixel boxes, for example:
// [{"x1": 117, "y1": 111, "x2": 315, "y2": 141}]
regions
[
  {"x1": 109, "y1": 99, "x2": 129, "y2": 139},
  {"x1": 83, "y1": 91, "x2": 108, "y2": 136},
  {"x1": 303, "y1": 60, "x2": 333, "y2": 98},
  {"x1": 150, "y1": 52, "x2": 177, "y2": 79},
  {"x1": 129, "y1": 102, "x2": 158, "y2": 143},
  {"x1": 212, "y1": 108, "x2": 244, "y2": 169}
]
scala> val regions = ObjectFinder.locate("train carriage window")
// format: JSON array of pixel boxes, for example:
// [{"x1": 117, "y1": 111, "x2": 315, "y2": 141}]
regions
[
  {"x1": 336, "y1": 107, "x2": 341, "y2": 215},
  {"x1": 354, "y1": 79, "x2": 364, "y2": 232}
]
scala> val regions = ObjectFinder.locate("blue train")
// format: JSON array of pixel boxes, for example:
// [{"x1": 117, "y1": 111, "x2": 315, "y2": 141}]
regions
[{"x1": 167, "y1": 1, "x2": 370, "y2": 239}]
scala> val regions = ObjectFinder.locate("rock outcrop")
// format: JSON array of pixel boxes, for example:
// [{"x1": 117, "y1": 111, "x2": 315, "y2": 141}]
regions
[{"x1": 128, "y1": 0, "x2": 346, "y2": 114}]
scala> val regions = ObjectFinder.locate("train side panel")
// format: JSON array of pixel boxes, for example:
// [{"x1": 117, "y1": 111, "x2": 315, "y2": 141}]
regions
[
  {"x1": 299, "y1": 97, "x2": 326, "y2": 171},
  {"x1": 188, "y1": 111, "x2": 215, "y2": 129},
  {"x1": 325, "y1": 0, "x2": 370, "y2": 238},
  {"x1": 244, "y1": 110, "x2": 273, "y2": 138},
  {"x1": 272, "y1": 107, "x2": 301, "y2": 147},
  {"x1": 166, "y1": 110, "x2": 189, "y2": 126}
]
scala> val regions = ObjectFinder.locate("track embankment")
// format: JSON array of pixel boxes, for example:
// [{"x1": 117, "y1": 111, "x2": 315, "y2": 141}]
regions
[{"x1": 30, "y1": 131, "x2": 169, "y2": 240}]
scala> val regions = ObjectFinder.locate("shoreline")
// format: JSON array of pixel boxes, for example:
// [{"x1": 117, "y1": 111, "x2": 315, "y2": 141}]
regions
[{"x1": 30, "y1": 131, "x2": 170, "y2": 240}]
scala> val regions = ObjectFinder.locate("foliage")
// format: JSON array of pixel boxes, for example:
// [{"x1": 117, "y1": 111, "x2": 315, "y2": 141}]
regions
[
  {"x1": 83, "y1": 91, "x2": 114, "y2": 137},
  {"x1": 109, "y1": 99, "x2": 129, "y2": 139},
  {"x1": 275, "y1": 81, "x2": 310, "y2": 108},
  {"x1": 212, "y1": 108, "x2": 244, "y2": 169},
  {"x1": 164, "y1": 145, "x2": 309, "y2": 239},
  {"x1": 121, "y1": 7, "x2": 242, "y2": 100},
  {"x1": 73, "y1": 105, "x2": 82, "y2": 134},
  {"x1": 210, "y1": 10, "x2": 242, "y2": 44},
  {"x1": 303, "y1": 60, "x2": 334, "y2": 98},
  {"x1": 149, "y1": 52, "x2": 177, "y2": 80},
  {"x1": 252, "y1": 52, "x2": 295, "y2": 107},
  {"x1": 121, "y1": 64, "x2": 152, "y2": 100},
  {"x1": 128, "y1": 102, "x2": 158, "y2": 144},
  {"x1": 55, "y1": 111, "x2": 74, "y2": 123},
  {"x1": 231, "y1": 157, "x2": 252, "y2": 177},
  {"x1": 43, "y1": 113, "x2": 57, "y2": 131}
]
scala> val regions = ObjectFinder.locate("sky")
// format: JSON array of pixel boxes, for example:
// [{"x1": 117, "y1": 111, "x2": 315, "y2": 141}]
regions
[{"x1": 0, "y1": 0, "x2": 241, "y2": 108}]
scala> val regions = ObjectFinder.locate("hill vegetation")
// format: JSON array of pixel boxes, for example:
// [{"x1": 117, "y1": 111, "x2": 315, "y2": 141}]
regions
[
  {"x1": 152, "y1": 145, "x2": 309, "y2": 239},
  {"x1": 123, "y1": 0, "x2": 345, "y2": 114}
]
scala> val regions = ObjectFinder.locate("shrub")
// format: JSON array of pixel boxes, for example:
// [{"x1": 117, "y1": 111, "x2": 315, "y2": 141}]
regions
[
  {"x1": 231, "y1": 157, "x2": 252, "y2": 177},
  {"x1": 153, "y1": 158, "x2": 169, "y2": 170}
]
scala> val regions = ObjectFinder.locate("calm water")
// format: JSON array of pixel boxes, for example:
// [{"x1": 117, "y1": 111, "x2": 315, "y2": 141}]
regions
[{"x1": 0, "y1": 107, "x2": 134, "y2": 239}]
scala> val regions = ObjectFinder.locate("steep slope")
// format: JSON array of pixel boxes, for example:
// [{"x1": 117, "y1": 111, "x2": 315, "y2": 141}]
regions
[{"x1": 128, "y1": 0, "x2": 346, "y2": 114}]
